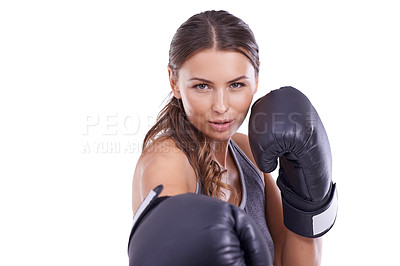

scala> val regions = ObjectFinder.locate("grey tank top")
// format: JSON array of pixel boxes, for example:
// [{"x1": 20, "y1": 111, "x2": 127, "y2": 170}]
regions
[{"x1": 195, "y1": 139, "x2": 275, "y2": 259}]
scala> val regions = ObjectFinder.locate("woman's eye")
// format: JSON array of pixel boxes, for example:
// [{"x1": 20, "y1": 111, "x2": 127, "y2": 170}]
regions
[
  {"x1": 194, "y1": 84, "x2": 209, "y2": 90},
  {"x1": 231, "y1": 83, "x2": 245, "y2": 89}
]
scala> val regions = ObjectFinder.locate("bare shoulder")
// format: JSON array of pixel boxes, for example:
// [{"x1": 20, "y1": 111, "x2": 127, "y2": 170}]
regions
[{"x1": 132, "y1": 137, "x2": 196, "y2": 213}]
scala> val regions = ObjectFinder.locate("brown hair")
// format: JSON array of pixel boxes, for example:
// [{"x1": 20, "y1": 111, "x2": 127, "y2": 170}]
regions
[{"x1": 143, "y1": 10, "x2": 260, "y2": 200}]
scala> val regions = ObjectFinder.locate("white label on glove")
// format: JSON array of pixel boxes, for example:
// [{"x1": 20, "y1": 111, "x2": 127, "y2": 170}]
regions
[{"x1": 312, "y1": 187, "x2": 338, "y2": 235}]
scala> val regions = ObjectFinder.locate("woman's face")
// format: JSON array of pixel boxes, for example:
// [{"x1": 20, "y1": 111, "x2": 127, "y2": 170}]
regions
[{"x1": 169, "y1": 49, "x2": 258, "y2": 141}]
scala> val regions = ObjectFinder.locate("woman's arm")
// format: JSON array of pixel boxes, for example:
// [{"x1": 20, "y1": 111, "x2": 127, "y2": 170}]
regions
[
  {"x1": 132, "y1": 138, "x2": 196, "y2": 214},
  {"x1": 282, "y1": 230, "x2": 322, "y2": 266},
  {"x1": 264, "y1": 172, "x2": 322, "y2": 266}
]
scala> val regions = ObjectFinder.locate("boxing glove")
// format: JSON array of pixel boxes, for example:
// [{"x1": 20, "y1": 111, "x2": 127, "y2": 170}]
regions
[
  {"x1": 248, "y1": 86, "x2": 338, "y2": 238},
  {"x1": 128, "y1": 185, "x2": 272, "y2": 266}
]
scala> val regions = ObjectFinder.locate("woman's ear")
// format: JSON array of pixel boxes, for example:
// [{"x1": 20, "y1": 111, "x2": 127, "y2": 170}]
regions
[{"x1": 168, "y1": 67, "x2": 181, "y2": 99}]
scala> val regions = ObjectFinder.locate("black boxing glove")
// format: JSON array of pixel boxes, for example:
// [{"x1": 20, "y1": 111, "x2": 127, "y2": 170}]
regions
[
  {"x1": 128, "y1": 185, "x2": 272, "y2": 266},
  {"x1": 248, "y1": 86, "x2": 338, "y2": 238}
]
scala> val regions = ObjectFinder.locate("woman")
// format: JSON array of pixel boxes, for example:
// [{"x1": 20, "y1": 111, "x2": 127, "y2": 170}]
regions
[{"x1": 131, "y1": 10, "x2": 322, "y2": 265}]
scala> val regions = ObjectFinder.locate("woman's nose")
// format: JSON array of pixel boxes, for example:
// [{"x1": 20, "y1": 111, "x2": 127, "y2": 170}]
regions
[{"x1": 212, "y1": 89, "x2": 229, "y2": 114}]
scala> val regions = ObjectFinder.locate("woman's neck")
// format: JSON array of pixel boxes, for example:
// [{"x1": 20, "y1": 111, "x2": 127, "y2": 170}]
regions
[{"x1": 210, "y1": 139, "x2": 231, "y2": 169}]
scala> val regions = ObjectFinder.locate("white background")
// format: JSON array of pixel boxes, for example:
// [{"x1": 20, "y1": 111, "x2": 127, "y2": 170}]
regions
[{"x1": 1, "y1": 0, "x2": 399, "y2": 265}]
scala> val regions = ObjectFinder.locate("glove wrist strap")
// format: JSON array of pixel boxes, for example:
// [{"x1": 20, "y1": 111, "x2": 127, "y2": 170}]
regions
[{"x1": 282, "y1": 183, "x2": 338, "y2": 238}]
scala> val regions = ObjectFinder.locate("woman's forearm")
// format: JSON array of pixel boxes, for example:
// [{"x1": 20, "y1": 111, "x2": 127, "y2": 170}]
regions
[{"x1": 281, "y1": 230, "x2": 323, "y2": 266}]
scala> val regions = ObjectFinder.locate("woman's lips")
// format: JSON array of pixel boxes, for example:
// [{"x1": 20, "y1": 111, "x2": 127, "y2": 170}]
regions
[{"x1": 209, "y1": 119, "x2": 235, "y2": 132}]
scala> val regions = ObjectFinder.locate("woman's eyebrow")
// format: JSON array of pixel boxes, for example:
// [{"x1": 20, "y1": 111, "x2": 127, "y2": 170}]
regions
[
  {"x1": 189, "y1": 77, "x2": 214, "y2": 84},
  {"x1": 227, "y1": 75, "x2": 249, "y2": 84},
  {"x1": 188, "y1": 75, "x2": 249, "y2": 84}
]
